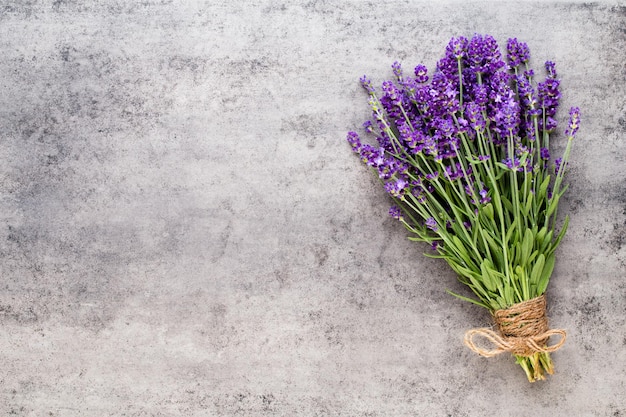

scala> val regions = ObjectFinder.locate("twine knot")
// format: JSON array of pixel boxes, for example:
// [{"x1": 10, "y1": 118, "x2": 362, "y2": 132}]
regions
[{"x1": 464, "y1": 295, "x2": 566, "y2": 357}]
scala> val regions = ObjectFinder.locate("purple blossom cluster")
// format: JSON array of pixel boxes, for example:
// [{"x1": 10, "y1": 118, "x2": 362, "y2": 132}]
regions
[{"x1": 346, "y1": 34, "x2": 579, "y2": 241}]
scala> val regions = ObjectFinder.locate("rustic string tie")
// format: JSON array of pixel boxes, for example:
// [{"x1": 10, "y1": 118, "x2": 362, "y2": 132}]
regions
[{"x1": 464, "y1": 295, "x2": 567, "y2": 357}]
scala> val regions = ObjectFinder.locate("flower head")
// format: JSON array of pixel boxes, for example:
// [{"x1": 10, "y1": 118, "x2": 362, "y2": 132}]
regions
[
  {"x1": 479, "y1": 188, "x2": 491, "y2": 204},
  {"x1": 346, "y1": 34, "x2": 578, "y2": 293},
  {"x1": 389, "y1": 205, "x2": 403, "y2": 220},
  {"x1": 360, "y1": 75, "x2": 375, "y2": 95},
  {"x1": 467, "y1": 34, "x2": 505, "y2": 76},
  {"x1": 414, "y1": 64, "x2": 429, "y2": 83},
  {"x1": 565, "y1": 107, "x2": 580, "y2": 137},
  {"x1": 425, "y1": 217, "x2": 438, "y2": 232},
  {"x1": 506, "y1": 38, "x2": 530, "y2": 68},
  {"x1": 346, "y1": 131, "x2": 362, "y2": 151},
  {"x1": 465, "y1": 101, "x2": 486, "y2": 131},
  {"x1": 545, "y1": 61, "x2": 557, "y2": 78},
  {"x1": 447, "y1": 36, "x2": 469, "y2": 59}
]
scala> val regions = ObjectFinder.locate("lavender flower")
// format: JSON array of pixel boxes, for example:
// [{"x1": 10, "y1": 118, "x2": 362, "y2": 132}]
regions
[
  {"x1": 346, "y1": 37, "x2": 578, "y2": 382},
  {"x1": 466, "y1": 34, "x2": 506, "y2": 78},
  {"x1": 479, "y1": 188, "x2": 491, "y2": 204},
  {"x1": 360, "y1": 75, "x2": 375, "y2": 95},
  {"x1": 384, "y1": 176, "x2": 409, "y2": 197},
  {"x1": 516, "y1": 74, "x2": 539, "y2": 113},
  {"x1": 465, "y1": 101, "x2": 486, "y2": 131},
  {"x1": 447, "y1": 36, "x2": 469, "y2": 59},
  {"x1": 391, "y1": 61, "x2": 403, "y2": 83},
  {"x1": 506, "y1": 38, "x2": 530, "y2": 68},
  {"x1": 425, "y1": 217, "x2": 438, "y2": 232},
  {"x1": 414, "y1": 64, "x2": 429, "y2": 83},
  {"x1": 537, "y1": 61, "x2": 561, "y2": 130},
  {"x1": 545, "y1": 61, "x2": 557, "y2": 78},
  {"x1": 554, "y1": 157, "x2": 563, "y2": 175},
  {"x1": 503, "y1": 157, "x2": 523, "y2": 171},
  {"x1": 346, "y1": 131, "x2": 361, "y2": 151},
  {"x1": 389, "y1": 205, "x2": 403, "y2": 220},
  {"x1": 565, "y1": 107, "x2": 580, "y2": 137},
  {"x1": 472, "y1": 84, "x2": 488, "y2": 106},
  {"x1": 495, "y1": 94, "x2": 521, "y2": 133}
]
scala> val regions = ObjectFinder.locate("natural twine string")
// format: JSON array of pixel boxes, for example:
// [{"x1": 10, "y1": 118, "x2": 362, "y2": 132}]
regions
[{"x1": 464, "y1": 294, "x2": 567, "y2": 357}]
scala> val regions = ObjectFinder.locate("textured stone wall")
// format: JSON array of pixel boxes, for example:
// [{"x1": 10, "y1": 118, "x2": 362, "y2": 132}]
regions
[{"x1": 0, "y1": 1, "x2": 624, "y2": 415}]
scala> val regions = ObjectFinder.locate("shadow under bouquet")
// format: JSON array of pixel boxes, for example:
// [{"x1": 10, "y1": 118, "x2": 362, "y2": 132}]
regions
[{"x1": 346, "y1": 34, "x2": 579, "y2": 382}]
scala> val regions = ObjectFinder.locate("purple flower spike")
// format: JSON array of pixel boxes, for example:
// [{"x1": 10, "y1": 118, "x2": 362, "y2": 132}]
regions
[
  {"x1": 506, "y1": 38, "x2": 530, "y2": 68},
  {"x1": 389, "y1": 205, "x2": 403, "y2": 220},
  {"x1": 479, "y1": 188, "x2": 491, "y2": 204},
  {"x1": 496, "y1": 95, "x2": 521, "y2": 133},
  {"x1": 384, "y1": 176, "x2": 409, "y2": 197},
  {"x1": 545, "y1": 61, "x2": 557, "y2": 78},
  {"x1": 465, "y1": 102, "x2": 486, "y2": 131},
  {"x1": 360, "y1": 75, "x2": 375, "y2": 94},
  {"x1": 516, "y1": 75, "x2": 538, "y2": 111},
  {"x1": 414, "y1": 64, "x2": 429, "y2": 83},
  {"x1": 426, "y1": 217, "x2": 438, "y2": 232},
  {"x1": 554, "y1": 157, "x2": 565, "y2": 175},
  {"x1": 503, "y1": 157, "x2": 523, "y2": 171},
  {"x1": 565, "y1": 107, "x2": 580, "y2": 137},
  {"x1": 346, "y1": 131, "x2": 362, "y2": 151},
  {"x1": 392, "y1": 61, "x2": 403, "y2": 82},
  {"x1": 467, "y1": 34, "x2": 505, "y2": 76},
  {"x1": 447, "y1": 36, "x2": 469, "y2": 59}
]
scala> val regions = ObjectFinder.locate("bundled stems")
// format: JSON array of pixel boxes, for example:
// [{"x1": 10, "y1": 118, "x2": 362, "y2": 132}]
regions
[{"x1": 347, "y1": 34, "x2": 579, "y2": 381}]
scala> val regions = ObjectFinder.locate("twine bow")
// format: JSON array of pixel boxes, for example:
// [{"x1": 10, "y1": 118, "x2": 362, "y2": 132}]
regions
[{"x1": 464, "y1": 295, "x2": 567, "y2": 357}]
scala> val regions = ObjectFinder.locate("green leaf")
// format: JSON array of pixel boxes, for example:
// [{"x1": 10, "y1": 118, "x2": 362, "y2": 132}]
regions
[
  {"x1": 548, "y1": 215, "x2": 570, "y2": 255},
  {"x1": 539, "y1": 230, "x2": 554, "y2": 253},
  {"x1": 451, "y1": 235, "x2": 474, "y2": 268},
  {"x1": 495, "y1": 162, "x2": 511, "y2": 171},
  {"x1": 503, "y1": 285, "x2": 515, "y2": 306},
  {"x1": 524, "y1": 191, "x2": 534, "y2": 216},
  {"x1": 520, "y1": 228, "x2": 534, "y2": 266},
  {"x1": 480, "y1": 260, "x2": 497, "y2": 292},
  {"x1": 527, "y1": 250, "x2": 539, "y2": 265},
  {"x1": 482, "y1": 232, "x2": 504, "y2": 267},
  {"x1": 446, "y1": 290, "x2": 490, "y2": 309},
  {"x1": 483, "y1": 202, "x2": 494, "y2": 221},
  {"x1": 506, "y1": 222, "x2": 517, "y2": 242},
  {"x1": 501, "y1": 195, "x2": 514, "y2": 215},
  {"x1": 537, "y1": 253, "x2": 556, "y2": 294},
  {"x1": 535, "y1": 226, "x2": 548, "y2": 246},
  {"x1": 494, "y1": 296, "x2": 507, "y2": 310},
  {"x1": 546, "y1": 194, "x2": 560, "y2": 218},
  {"x1": 539, "y1": 175, "x2": 551, "y2": 199},
  {"x1": 422, "y1": 252, "x2": 449, "y2": 259},
  {"x1": 530, "y1": 253, "x2": 546, "y2": 285},
  {"x1": 468, "y1": 274, "x2": 489, "y2": 298}
]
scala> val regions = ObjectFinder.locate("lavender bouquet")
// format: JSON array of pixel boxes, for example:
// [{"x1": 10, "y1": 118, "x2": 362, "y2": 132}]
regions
[{"x1": 346, "y1": 34, "x2": 579, "y2": 382}]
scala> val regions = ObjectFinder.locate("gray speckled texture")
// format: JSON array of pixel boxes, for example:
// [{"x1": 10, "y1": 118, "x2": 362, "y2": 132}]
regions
[{"x1": 1, "y1": 1, "x2": 625, "y2": 415}]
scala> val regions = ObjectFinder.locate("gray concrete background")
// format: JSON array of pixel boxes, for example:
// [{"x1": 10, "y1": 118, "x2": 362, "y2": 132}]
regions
[{"x1": 0, "y1": 0, "x2": 624, "y2": 415}]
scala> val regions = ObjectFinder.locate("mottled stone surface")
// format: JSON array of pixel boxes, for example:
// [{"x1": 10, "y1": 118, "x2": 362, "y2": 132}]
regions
[{"x1": 0, "y1": 1, "x2": 624, "y2": 415}]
